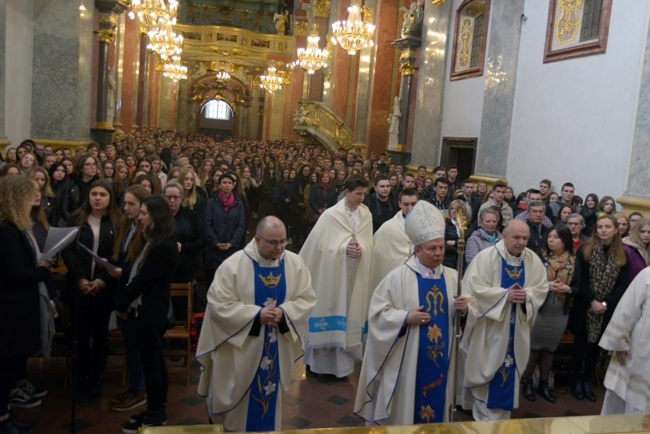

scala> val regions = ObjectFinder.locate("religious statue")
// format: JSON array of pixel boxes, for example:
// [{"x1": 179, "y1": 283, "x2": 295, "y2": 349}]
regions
[
  {"x1": 387, "y1": 96, "x2": 401, "y2": 149},
  {"x1": 399, "y1": 2, "x2": 421, "y2": 38},
  {"x1": 273, "y1": 11, "x2": 289, "y2": 35}
]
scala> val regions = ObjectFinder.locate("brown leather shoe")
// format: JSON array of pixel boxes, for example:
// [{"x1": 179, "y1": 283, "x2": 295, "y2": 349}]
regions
[
  {"x1": 111, "y1": 388, "x2": 132, "y2": 404},
  {"x1": 111, "y1": 390, "x2": 147, "y2": 413}
]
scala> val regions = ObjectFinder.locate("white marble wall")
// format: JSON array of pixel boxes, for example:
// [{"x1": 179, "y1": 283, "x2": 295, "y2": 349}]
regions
[
  {"x1": 4, "y1": 0, "x2": 34, "y2": 145},
  {"x1": 411, "y1": 0, "x2": 453, "y2": 166},
  {"x1": 31, "y1": 0, "x2": 94, "y2": 140},
  {"x1": 507, "y1": 1, "x2": 648, "y2": 197},
  {"x1": 625, "y1": 5, "x2": 650, "y2": 198},
  {"x1": 474, "y1": 0, "x2": 525, "y2": 178}
]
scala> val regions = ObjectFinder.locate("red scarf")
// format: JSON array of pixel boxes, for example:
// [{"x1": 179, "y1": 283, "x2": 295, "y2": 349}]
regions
[{"x1": 218, "y1": 190, "x2": 235, "y2": 212}]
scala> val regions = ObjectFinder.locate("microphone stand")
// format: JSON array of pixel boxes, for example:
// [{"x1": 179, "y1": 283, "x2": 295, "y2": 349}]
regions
[{"x1": 448, "y1": 208, "x2": 468, "y2": 422}]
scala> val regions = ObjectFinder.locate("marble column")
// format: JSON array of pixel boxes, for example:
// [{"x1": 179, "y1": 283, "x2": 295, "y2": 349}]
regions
[
  {"x1": 92, "y1": 1, "x2": 128, "y2": 146},
  {"x1": 31, "y1": 0, "x2": 95, "y2": 144},
  {"x1": 410, "y1": 0, "x2": 453, "y2": 167},
  {"x1": 619, "y1": 13, "x2": 650, "y2": 215},
  {"x1": 473, "y1": 0, "x2": 525, "y2": 181},
  {"x1": 136, "y1": 33, "x2": 149, "y2": 131},
  {"x1": 0, "y1": 1, "x2": 8, "y2": 151},
  {"x1": 176, "y1": 79, "x2": 188, "y2": 132}
]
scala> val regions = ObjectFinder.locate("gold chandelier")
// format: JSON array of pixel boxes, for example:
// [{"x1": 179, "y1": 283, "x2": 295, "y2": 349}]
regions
[
  {"x1": 162, "y1": 55, "x2": 187, "y2": 82},
  {"x1": 129, "y1": 0, "x2": 179, "y2": 29},
  {"x1": 331, "y1": 2, "x2": 375, "y2": 55},
  {"x1": 296, "y1": 24, "x2": 329, "y2": 74},
  {"x1": 147, "y1": 18, "x2": 183, "y2": 60},
  {"x1": 260, "y1": 64, "x2": 284, "y2": 93}
]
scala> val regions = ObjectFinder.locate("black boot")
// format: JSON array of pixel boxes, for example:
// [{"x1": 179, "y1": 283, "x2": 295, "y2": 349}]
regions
[
  {"x1": 521, "y1": 376, "x2": 536, "y2": 402},
  {"x1": 583, "y1": 380, "x2": 596, "y2": 401},
  {"x1": 0, "y1": 414, "x2": 34, "y2": 434},
  {"x1": 537, "y1": 380, "x2": 556, "y2": 403},
  {"x1": 571, "y1": 380, "x2": 584, "y2": 400}
]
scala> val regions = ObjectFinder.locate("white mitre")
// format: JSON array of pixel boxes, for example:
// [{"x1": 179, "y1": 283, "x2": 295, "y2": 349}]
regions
[{"x1": 404, "y1": 200, "x2": 445, "y2": 246}]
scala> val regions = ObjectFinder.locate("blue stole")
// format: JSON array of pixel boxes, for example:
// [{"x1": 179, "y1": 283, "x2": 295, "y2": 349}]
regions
[
  {"x1": 245, "y1": 257, "x2": 287, "y2": 432},
  {"x1": 486, "y1": 257, "x2": 525, "y2": 411},
  {"x1": 413, "y1": 271, "x2": 449, "y2": 423}
]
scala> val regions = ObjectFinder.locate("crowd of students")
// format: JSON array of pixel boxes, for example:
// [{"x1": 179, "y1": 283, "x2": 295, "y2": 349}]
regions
[{"x1": 0, "y1": 130, "x2": 647, "y2": 433}]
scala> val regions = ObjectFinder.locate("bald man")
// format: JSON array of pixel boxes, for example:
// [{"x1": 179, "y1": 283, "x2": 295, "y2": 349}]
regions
[
  {"x1": 197, "y1": 217, "x2": 317, "y2": 432},
  {"x1": 460, "y1": 220, "x2": 548, "y2": 421}
]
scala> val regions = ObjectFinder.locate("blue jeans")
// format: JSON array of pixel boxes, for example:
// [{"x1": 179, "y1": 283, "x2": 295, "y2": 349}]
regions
[{"x1": 117, "y1": 316, "x2": 145, "y2": 392}]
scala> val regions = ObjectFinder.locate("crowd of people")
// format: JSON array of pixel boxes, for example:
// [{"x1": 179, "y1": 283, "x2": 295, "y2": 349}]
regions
[{"x1": 1, "y1": 130, "x2": 649, "y2": 433}]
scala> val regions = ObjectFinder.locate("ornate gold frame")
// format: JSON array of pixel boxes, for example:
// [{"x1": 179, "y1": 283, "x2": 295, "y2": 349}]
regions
[
  {"x1": 543, "y1": 0, "x2": 612, "y2": 63},
  {"x1": 450, "y1": 0, "x2": 490, "y2": 81}
]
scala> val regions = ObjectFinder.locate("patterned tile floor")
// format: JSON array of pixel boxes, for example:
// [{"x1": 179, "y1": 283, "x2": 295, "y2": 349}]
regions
[{"x1": 17, "y1": 355, "x2": 605, "y2": 433}]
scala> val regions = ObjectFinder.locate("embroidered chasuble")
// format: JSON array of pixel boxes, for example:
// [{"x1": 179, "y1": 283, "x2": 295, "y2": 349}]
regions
[
  {"x1": 414, "y1": 273, "x2": 449, "y2": 423},
  {"x1": 486, "y1": 258, "x2": 524, "y2": 411},
  {"x1": 245, "y1": 257, "x2": 286, "y2": 431}
]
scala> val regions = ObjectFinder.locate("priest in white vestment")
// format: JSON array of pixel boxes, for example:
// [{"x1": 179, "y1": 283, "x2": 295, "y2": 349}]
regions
[
  {"x1": 600, "y1": 267, "x2": 650, "y2": 415},
  {"x1": 196, "y1": 217, "x2": 316, "y2": 432},
  {"x1": 355, "y1": 200, "x2": 475, "y2": 425},
  {"x1": 461, "y1": 220, "x2": 548, "y2": 421},
  {"x1": 301, "y1": 175, "x2": 374, "y2": 379},
  {"x1": 369, "y1": 188, "x2": 419, "y2": 292}
]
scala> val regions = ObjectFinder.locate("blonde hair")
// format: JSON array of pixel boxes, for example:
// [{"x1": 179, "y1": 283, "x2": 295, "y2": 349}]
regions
[
  {"x1": 28, "y1": 166, "x2": 54, "y2": 197},
  {"x1": 178, "y1": 167, "x2": 198, "y2": 210},
  {"x1": 0, "y1": 176, "x2": 37, "y2": 230}
]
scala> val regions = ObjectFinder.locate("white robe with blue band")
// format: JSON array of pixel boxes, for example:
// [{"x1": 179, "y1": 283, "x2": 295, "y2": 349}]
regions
[
  {"x1": 196, "y1": 240, "x2": 316, "y2": 432},
  {"x1": 354, "y1": 256, "x2": 477, "y2": 425},
  {"x1": 460, "y1": 240, "x2": 547, "y2": 420}
]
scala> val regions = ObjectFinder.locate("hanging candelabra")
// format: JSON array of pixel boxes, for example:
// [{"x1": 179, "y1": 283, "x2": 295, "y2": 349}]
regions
[
  {"x1": 162, "y1": 55, "x2": 187, "y2": 82},
  {"x1": 147, "y1": 18, "x2": 183, "y2": 60},
  {"x1": 331, "y1": 1, "x2": 375, "y2": 55},
  {"x1": 296, "y1": 24, "x2": 329, "y2": 74},
  {"x1": 260, "y1": 63, "x2": 284, "y2": 93},
  {"x1": 129, "y1": 0, "x2": 179, "y2": 29}
]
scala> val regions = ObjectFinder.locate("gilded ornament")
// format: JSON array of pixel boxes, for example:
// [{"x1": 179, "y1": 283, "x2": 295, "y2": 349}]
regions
[
  {"x1": 432, "y1": 0, "x2": 447, "y2": 4},
  {"x1": 555, "y1": 0, "x2": 583, "y2": 44},
  {"x1": 295, "y1": 21, "x2": 309, "y2": 36},
  {"x1": 466, "y1": 1, "x2": 486, "y2": 16},
  {"x1": 98, "y1": 28, "x2": 116, "y2": 44},
  {"x1": 99, "y1": 13, "x2": 117, "y2": 26},
  {"x1": 400, "y1": 48, "x2": 414, "y2": 61},
  {"x1": 399, "y1": 61, "x2": 415, "y2": 76},
  {"x1": 456, "y1": 17, "x2": 473, "y2": 69},
  {"x1": 314, "y1": 0, "x2": 331, "y2": 18}
]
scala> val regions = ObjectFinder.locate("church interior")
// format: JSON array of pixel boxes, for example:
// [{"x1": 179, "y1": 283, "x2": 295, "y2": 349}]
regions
[{"x1": 2, "y1": 0, "x2": 650, "y2": 432}]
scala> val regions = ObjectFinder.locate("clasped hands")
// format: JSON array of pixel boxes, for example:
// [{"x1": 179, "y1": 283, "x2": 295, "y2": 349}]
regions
[
  {"x1": 346, "y1": 240, "x2": 362, "y2": 259},
  {"x1": 588, "y1": 299, "x2": 607, "y2": 315},
  {"x1": 78, "y1": 278, "x2": 102, "y2": 296},
  {"x1": 260, "y1": 305, "x2": 283, "y2": 326},
  {"x1": 506, "y1": 283, "x2": 527, "y2": 304},
  {"x1": 406, "y1": 296, "x2": 468, "y2": 326}
]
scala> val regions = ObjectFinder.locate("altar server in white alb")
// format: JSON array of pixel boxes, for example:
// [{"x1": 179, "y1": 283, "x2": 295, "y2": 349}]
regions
[
  {"x1": 301, "y1": 174, "x2": 373, "y2": 380},
  {"x1": 369, "y1": 188, "x2": 419, "y2": 292},
  {"x1": 196, "y1": 217, "x2": 316, "y2": 432},
  {"x1": 355, "y1": 200, "x2": 475, "y2": 425},
  {"x1": 599, "y1": 267, "x2": 650, "y2": 415},
  {"x1": 461, "y1": 220, "x2": 548, "y2": 421}
]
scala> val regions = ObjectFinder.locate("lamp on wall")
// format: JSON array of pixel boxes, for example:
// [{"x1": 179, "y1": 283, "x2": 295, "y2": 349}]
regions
[
  {"x1": 331, "y1": 1, "x2": 375, "y2": 55},
  {"x1": 295, "y1": 24, "x2": 329, "y2": 74}
]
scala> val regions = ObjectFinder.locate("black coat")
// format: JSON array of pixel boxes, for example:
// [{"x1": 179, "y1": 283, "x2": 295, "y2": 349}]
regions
[
  {"x1": 61, "y1": 215, "x2": 116, "y2": 301},
  {"x1": 0, "y1": 223, "x2": 49, "y2": 357},
  {"x1": 364, "y1": 192, "x2": 398, "y2": 233},
  {"x1": 204, "y1": 194, "x2": 246, "y2": 270},
  {"x1": 172, "y1": 206, "x2": 203, "y2": 283},
  {"x1": 59, "y1": 176, "x2": 100, "y2": 224},
  {"x1": 117, "y1": 236, "x2": 178, "y2": 327},
  {"x1": 569, "y1": 244, "x2": 630, "y2": 335}
]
